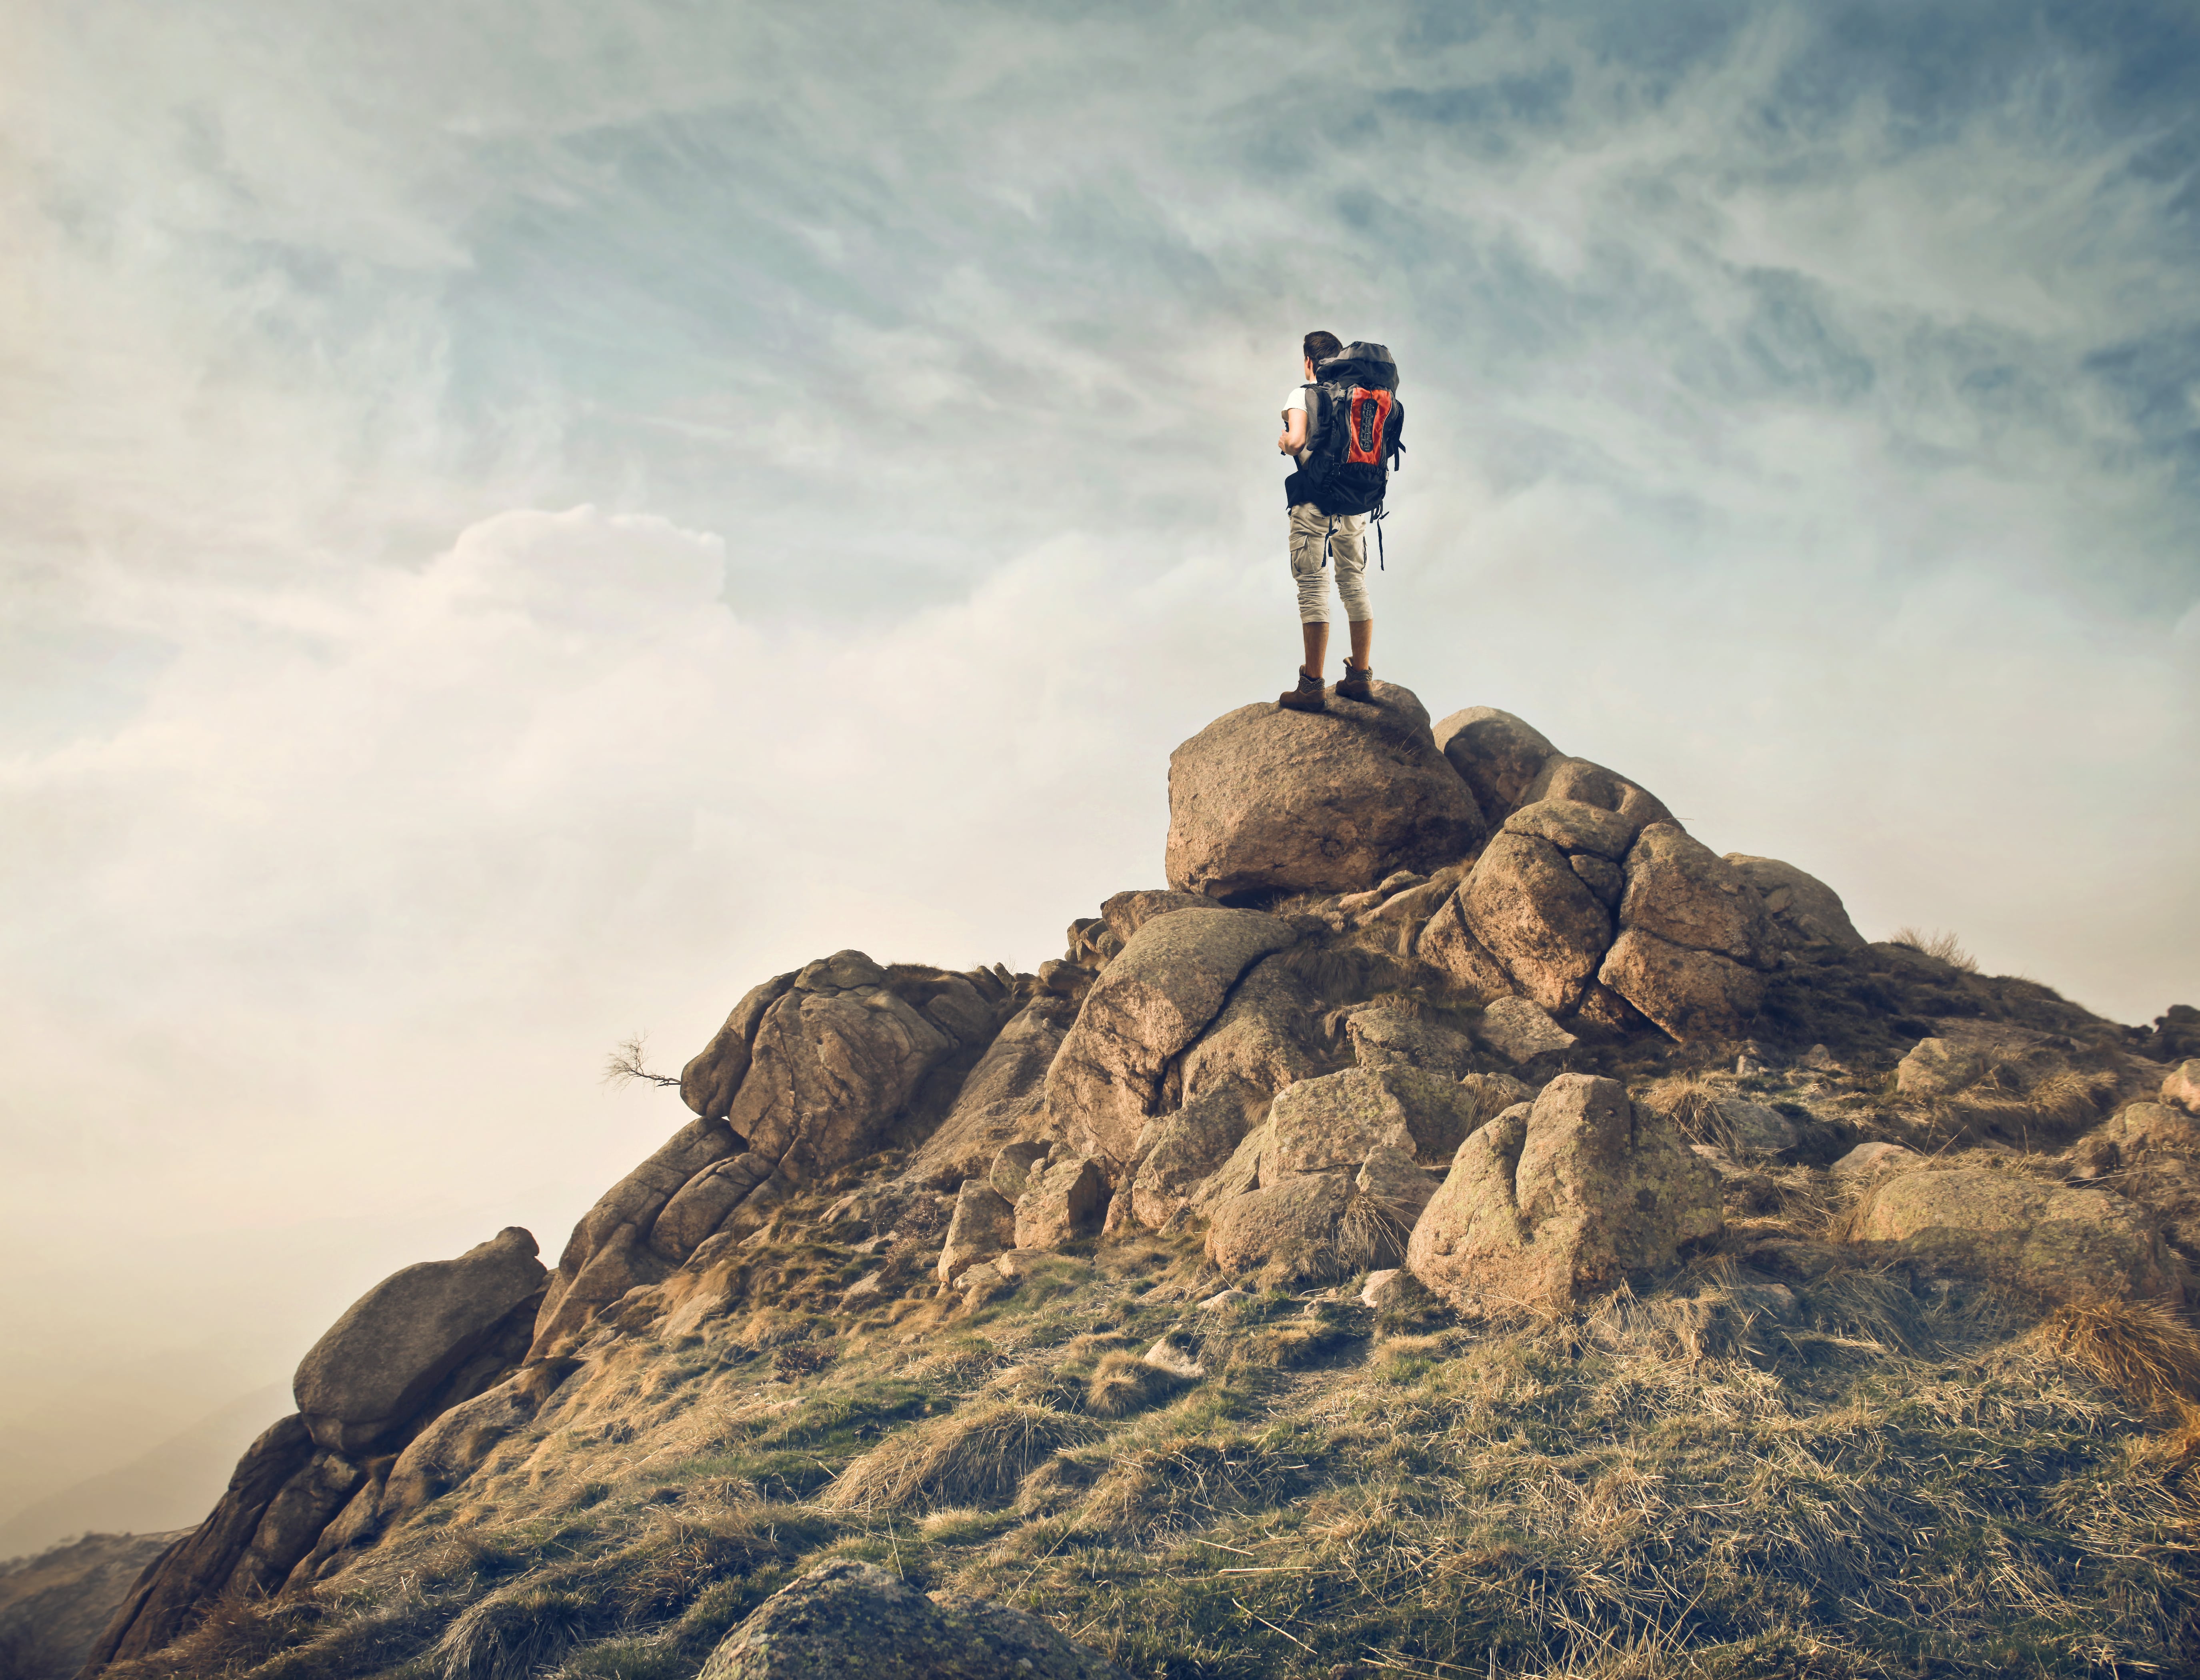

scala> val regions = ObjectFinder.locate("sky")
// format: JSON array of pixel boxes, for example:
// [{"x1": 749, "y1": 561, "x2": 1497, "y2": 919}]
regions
[{"x1": 2, "y1": 0, "x2": 2196, "y2": 1551}]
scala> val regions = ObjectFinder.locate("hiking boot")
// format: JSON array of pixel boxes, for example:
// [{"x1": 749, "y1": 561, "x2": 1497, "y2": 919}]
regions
[
  {"x1": 1336, "y1": 662, "x2": 1375, "y2": 702},
  {"x1": 1277, "y1": 670, "x2": 1326, "y2": 712}
]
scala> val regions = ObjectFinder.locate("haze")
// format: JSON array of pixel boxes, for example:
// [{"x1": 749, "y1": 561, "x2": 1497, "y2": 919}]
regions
[{"x1": 3, "y1": 0, "x2": 2194, "y2": 1554}]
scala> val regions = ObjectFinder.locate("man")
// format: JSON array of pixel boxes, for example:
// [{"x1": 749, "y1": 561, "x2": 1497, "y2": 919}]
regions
[{"x1": 1276, "y1": 330, "x2": 1374, "y2": 712}]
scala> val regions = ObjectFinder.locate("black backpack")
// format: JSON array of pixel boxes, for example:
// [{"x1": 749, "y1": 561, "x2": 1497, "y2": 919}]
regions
[{"x1": 1285, "y1": 342, "x2": 1405, "y2": 518}]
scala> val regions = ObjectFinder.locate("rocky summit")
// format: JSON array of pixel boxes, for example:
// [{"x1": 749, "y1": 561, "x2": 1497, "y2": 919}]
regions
[{"x1": 72, "y1": 689, "x2": 2200, "y2": 1680}]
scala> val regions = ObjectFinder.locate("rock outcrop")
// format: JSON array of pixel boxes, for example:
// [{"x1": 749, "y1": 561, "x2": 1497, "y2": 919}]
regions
[
  {"x1": 93, "y1": 681, "x2": 2197, "y2": 1680},
  {"x1": 697, "y1": 1559, "x2": 1129, "y2": 1679},
  {"x1": 535, "y1": 956, "x2": 1019, "y2": 1358},
  {"x1": 1416, "y1": 713, "x2": 1805, "y2": 1042},
  {"x1": 1165, "y1": 683, "x2": 1485, "y2": 899},
  {"x1": 1406, "y1": 1074, "x2": 1720, "y2": 1315}
]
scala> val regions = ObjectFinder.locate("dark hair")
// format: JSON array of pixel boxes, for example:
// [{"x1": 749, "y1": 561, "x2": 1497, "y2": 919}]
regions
[{"x1": 1303, "y1": 331, "x2": 1343, "y2": 366}]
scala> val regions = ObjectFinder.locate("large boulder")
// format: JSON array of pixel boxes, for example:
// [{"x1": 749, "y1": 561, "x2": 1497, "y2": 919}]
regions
[
  {"x1": 1098, "y1": 888, "x2": 1216, "y2": 948},
  {"x1": 726, "y1": 964, "x2": 970, "y2": 1175},
  {"x1": 1014, "y1": 1157, "x2": 1110, "y2": 1250},
  {"x1": 227, "y1": 1450, "x2": 365, "y2": 1598},
  {"x1": 1516, "y1": 756, "x2": 1674, "y2": 833},
  {"x1": 1596, "y1": 825, "x2": 1777, "y2": 1042},
  {"x1": 1044, "y1": 908, "x2": 1295, "y2": 1160},
  {"x1": 697, "y1": 1559, "x2": 1130, "y2": 1680},
  {"x1": 1406, "y1": 1074, "x2": 1720, "y2": 1316},
  {"x1": 2162, "y1": 1060, "x2": 2200, "y2": 1114},
  {"x1": 938, "y1": 1181, "x2": 1019, "y2": 1284},
  {"x1": 1415, "y1": 891, "x2": 1516, "y2": 1001},
  {"x1": 1844, "y1": 1169, "x2": 2182, "y2": 1305},
  {"x1": 1460, "y1": 831, "x2": 1612, "y2": 1015},
  {"x1": 294, "y1": 1228, "x2": 546, "y2": 1455},
  {"x1": 1262, "y1": 1066, "x2": 1480, "y2": 1177},
  {"x1": 1165, "y1": 683, "x2": 1485, "y2": 900},
  {"x1": 532, "y1": 956, "x2": 1018, "y2": 1354},
  {"x1": 1596, "y1": 929, "x2": 1765, "y2": 1044},
  {"x1": 381, "y1": 1361, "x2": 578, "y2": 1522},
  {"x1": 1722, "y1": 854, "x2": 1866, "y2": 952},
  {"x1": 1474, "y1": 996, "x2": 1577, "y2": 1062},
  {"x1": 1172, "y1": 953, "x2": 1324, "y2": 1137},
  {"x1": 1615, "y1": 825, "x2": 1777, "y2": 969},
  {"x1": 1431, "y1": 707, "x2": 1556, "y2": 821},
  {"x1": 1343, "y1": 1006, "x2": 1475, "y2": 1076},
  {"x1": 1130, "y1": 1089, "x2": 1252, "y2": 1230},
  {"x1": 681, "y1": 972, "x2": 798, "y2": 1121},
  {"x1": 1206, "y1": 1168, "x2": 1356, "y2": 1277}
]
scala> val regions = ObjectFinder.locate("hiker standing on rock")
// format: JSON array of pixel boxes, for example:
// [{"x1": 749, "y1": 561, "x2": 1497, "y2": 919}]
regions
[{"x1": 1276, "y1": 330, "x2": 1406, "y2": 713}]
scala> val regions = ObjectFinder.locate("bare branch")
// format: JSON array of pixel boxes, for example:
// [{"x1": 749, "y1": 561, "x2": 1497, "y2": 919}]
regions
[{"x1": 604, "y1": 1032, "x2": 681, "y2": 1090}]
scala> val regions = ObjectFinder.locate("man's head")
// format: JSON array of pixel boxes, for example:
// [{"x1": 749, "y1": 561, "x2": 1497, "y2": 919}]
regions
[{"x1": 1302, "y1": 331, "x2": 1343, "y2": 372}]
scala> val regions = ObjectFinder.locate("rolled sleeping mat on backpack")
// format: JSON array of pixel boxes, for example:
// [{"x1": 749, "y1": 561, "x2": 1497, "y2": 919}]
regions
[{"x1": 1314, "y1": 342, "x2": 1398, "y2": 392}]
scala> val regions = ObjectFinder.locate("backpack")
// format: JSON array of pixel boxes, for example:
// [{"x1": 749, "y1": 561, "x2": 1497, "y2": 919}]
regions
[{"x1": 1286, "y1": 341, "x2": 1406, "y2": 518}]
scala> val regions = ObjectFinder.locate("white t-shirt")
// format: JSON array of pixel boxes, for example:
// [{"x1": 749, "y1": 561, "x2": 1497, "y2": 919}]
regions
[{"x1": 1282, "y1": 385, "x2": 1320, "y2": 466}]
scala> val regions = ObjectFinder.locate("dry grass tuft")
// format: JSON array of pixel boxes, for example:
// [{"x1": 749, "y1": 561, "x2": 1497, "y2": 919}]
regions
[
  {"x1": 824, "y1": 1401, "x2": 1093, "y2": 1513},
  {"x1": 1639, "y1": 1073, "x2": 1734, "y2": 1150},
  {"x1": 434, "y1": 1586, "x2": 592, "y2": 1680},
  {"x1": 1085, "y1": 1350, "x2": 1189, "y2": 1418},
  {"x1": 1335, "y1": 1192, "x2": 1412, "y2": 1273},
  {"x1": 1910, "y1": 1062, "x2": 2119, "y2": 1148},
  {"x1": 1890, "y1": 925, "x2": 1980, "y2": 972},
  {"x1": 2038, "y1": 1298, "x2": 2200, "y2": 1432}
]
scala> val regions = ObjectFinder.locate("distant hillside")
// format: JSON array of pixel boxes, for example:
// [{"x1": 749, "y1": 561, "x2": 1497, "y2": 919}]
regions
[
  {"x1": 0, "y1": 1532, "x2": 182, "y2": 1680},
  {"x1": 0, "y1": 1385, "x2": 289, "y2": 1563}
]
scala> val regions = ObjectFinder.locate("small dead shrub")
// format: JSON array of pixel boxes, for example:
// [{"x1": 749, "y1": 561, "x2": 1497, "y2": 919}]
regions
[{"x1": 773, "y1": 1344, "x2": 833, "y2": 1378}]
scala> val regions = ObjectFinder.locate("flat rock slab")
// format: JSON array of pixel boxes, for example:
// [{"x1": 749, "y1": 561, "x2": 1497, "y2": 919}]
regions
[
  {"x1": 1476, "y1": 995, "x2": 1577, "y2": 1062},
  {"x1": 1166, "y1": 682, "x2": 1485, "y2": 900},
  {"x1": 698, "y1": 1560, "x2": 1130, "y2": 1680}
]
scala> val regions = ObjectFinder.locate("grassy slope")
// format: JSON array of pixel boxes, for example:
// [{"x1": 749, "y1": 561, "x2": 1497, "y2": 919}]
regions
[{"x1": 93, "y1": 944, "x2": 2200, "y2": 1680}]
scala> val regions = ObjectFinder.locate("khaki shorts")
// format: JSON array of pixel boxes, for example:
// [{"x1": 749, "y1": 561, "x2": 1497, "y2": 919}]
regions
[{"x1": 1288, "y1": 504, "x2": 1371, "y2": 623}]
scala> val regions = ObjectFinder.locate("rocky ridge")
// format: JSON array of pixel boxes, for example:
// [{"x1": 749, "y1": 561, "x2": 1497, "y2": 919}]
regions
[{"x1": 78, "y1": 689, "x2": 2200, "y2": 1680}]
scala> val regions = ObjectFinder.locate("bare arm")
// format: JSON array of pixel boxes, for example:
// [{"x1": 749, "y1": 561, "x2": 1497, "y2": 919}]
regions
[{"x1": 1278, "y1": 408, "x2": 1308, "y2": 455}]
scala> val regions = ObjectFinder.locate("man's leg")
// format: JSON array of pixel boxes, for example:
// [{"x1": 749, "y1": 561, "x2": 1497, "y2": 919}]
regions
[
  {"x1": 1330, "y1": 516, "x2": 1377, "y2": 700},
  {"x1": 1301, "y1": 619, "x2": 1330, "y2": 678},
  {"x1": 1280, "y1": 504, "x2": 1332, "y2": 711}
]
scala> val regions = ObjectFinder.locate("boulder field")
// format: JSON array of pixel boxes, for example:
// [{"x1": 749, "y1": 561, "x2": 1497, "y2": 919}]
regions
[{"x1": 80, "y1": 686, "x2": 2200, "y2": 1678}]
